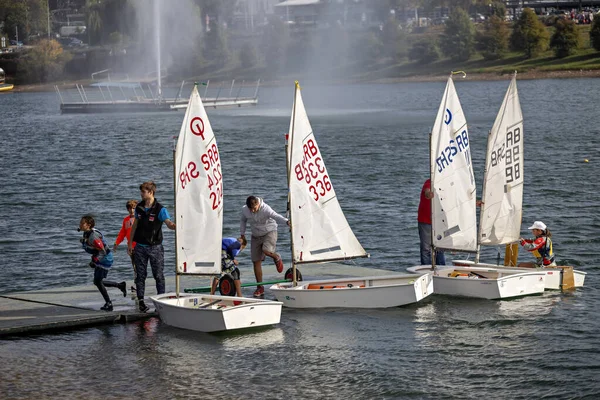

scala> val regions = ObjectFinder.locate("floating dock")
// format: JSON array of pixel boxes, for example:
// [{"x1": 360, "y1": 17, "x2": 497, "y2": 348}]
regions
[{"x1": 55, "y1": 79, "x2": 260, "y2": 114}]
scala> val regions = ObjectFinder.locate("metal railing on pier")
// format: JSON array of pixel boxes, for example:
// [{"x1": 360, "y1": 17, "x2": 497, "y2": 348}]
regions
[{"x1": 54, "y1": 78, "x2": 261, "y2": 114}]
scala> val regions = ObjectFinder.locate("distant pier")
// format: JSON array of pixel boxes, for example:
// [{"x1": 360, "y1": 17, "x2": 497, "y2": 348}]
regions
[{"x1": 55, "y1": 79, "x2": 260, "y2": 114}]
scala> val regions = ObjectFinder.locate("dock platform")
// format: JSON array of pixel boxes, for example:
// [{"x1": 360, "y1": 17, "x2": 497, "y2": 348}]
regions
[{"x1": 0, "y1": 264, "x2": 400, "y2": 337}]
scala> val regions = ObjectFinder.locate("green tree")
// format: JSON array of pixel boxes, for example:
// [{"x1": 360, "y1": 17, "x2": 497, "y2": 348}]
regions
[
  {"x1": 262, "y1": 17, "x2": 289, "y2": 74},
  {"x1": 441, "y1": 7, "x2": 475, "y2": 61},
  {"x1": 490, "y1": 1, "x2": 506, "y2": 18},
  {"x1": 589, "y1": 15, "x2": 600, "y2": 51},
  {"x1": 21, "y1": 38, "x2": 72, "y2": 83},
  {"x1": 550, "y1": 19, "x2": 580, "y2": 58},
  {"x1": 85, "y1": 0, "x2": 103, "y2": 45},
  {"x1": 381, "y1": 17, "x2": 400, "y2": 60},
  {"x1": 0, "y1": 1, "x2": 27, "y2": 40},
  {"x1": 477, "y1": 15, "x2": 509, "y2": 60},
  {"x1": 0, "y1": 0, "x2": 48, "y2": 40},
  {"x1": 409, "y1": 38, "x2": 440, "y2": 64},
  {"x1": 239, "y1": 41, "x2": 257, "y2": 69},
  {"x1": 204, "y1": 19, "x2": 229, "y2": 68},
  {"x1": 510, "y1": 8, "x2": 548, "y2": 58},
  {"x1": 352, "y1": 31, "x2": 383, "y2": 66}
]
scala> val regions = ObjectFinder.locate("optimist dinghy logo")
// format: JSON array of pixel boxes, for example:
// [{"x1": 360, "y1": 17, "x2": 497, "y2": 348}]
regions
[{"x1": 444, "y1": 109, "x2": 452, "y2": 125}]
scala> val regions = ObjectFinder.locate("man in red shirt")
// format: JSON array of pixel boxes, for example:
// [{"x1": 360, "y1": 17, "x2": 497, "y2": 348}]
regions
[
  {"x1": 113, "y1": 200, "x2": 138, "y2": 291},
  {"x1": 418, "y1": 179, "x2": 445, "y2": 266}
]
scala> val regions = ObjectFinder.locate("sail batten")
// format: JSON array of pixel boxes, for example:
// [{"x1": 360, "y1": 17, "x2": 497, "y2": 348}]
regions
[
  {"x1": 287, "y1": 84, "x2": 367, "y2": 264},
  {"x1": 430, "y1": 76, "x2": 478, "y2": 253},
  {"x1": 174, "y1": 85, "x2": 223, "y2": 275},
  {"x1": 479, "y1": 74, "x2": 523, "y2": 246}
]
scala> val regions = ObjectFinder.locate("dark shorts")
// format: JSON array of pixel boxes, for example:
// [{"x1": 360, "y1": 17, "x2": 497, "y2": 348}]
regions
[
  {"x1": 229, "y1": 268, "x2": 240, "y2": 281},
  {"x1": 94, "y1": 266, "x2": 109, "y2": 281}
]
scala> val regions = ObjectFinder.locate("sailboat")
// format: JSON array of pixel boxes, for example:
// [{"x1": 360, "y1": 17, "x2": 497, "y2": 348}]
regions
[
  {"x1": 407, "y1": 73, "x2": 546, "y2": 299},
  {"x1": 269, "y1": 81, "x2": 433, "y2": 308},
  {"x1": 449, "y1": 73, "x2": 586, "y2": 290},
  {"x1": 150, "y1": 84, "x2": 282, "y2": 332}
]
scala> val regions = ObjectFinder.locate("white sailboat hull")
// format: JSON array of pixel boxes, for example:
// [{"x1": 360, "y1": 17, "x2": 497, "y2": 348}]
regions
[
  {"x1": 270, "y1": 274, "x2": 433, "y2": 308},
  {"x1": 452, "y1": 260, "x2": 586, "y2": 290},
  {"x1": 151, "y1": 293, "x2": 282, "y2": 333},
  {"x1": 406, "y1": 265, "x2": 546, "y2": 299}
]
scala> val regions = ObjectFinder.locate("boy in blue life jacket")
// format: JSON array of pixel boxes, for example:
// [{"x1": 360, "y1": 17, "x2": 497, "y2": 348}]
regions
[
  {"x1": 210, "y1": 237, "x2": 247, "y2": 297},
  {"x1": 79, "y1": 215, "x2": 127, "y2": 311}
]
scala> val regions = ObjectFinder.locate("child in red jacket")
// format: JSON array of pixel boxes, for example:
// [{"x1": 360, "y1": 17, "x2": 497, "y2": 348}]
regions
[{"x1": 113, "y1": 200, "x2": 138, "y2": 291}]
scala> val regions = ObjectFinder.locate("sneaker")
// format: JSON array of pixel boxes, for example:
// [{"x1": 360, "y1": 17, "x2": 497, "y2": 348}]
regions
[
  {"x1": 118, "y1": 281, "x2": 127, "y2": 297},
  {"x1": 274, "y1": 256, "x2": 284, "y2": 273},
  {"x1": 139, "y1": 301, "x2": 150, "y2": 313},
  {"x1": 253, "y1": 286, "x2": 264, "y2": 298},
  {"x1": 100, "y1": 302, "x2": 113, "y2": 312}
]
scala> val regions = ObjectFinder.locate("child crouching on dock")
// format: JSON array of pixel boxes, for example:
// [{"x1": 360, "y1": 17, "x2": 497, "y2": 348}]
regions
[{"x1": 211, "y1": 237, "x2": 247, "y2": 297}]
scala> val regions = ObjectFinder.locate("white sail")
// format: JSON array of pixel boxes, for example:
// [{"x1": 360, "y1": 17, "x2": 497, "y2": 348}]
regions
[
  {"x1": 287, "y1": 83, "x2": 367, "y2": 263},
  {"x1": 174, "y1": 85, "x2": 223, "y2": 274},
  {"x1": 479, "y1": 74, "x2": 523, "y2": 245},
  {"x1": 430, "y1": 76, "x2": 477, "y2": 252}
]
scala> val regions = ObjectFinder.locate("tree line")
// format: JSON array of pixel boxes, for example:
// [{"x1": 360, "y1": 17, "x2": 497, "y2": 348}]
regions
[{"x1": 4, "y1": 1, "x2": 600, "y2": 83}]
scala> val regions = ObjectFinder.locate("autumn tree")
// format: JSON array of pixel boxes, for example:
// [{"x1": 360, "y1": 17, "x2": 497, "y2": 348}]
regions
[
  {"x1": 21, "y1": 39, "x2": 72, "y2": 83},
  {"x1": 510, "y1": 8, "x2": 549, "y2": 58}
]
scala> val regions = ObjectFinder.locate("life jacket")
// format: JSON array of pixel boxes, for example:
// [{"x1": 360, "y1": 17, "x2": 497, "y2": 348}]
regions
[
  {"x1": 418, "y1": 179, "x2": 432, "y2": 224},
  {"x1": 133, "y1": 200, "x2": 165, "y2": 245},
  {"x1": 531, "y1": 236, "x2": 555, "y2": 266},
  {"x1": 82, "y1": 228, "x2": 113, "y2": 268}
]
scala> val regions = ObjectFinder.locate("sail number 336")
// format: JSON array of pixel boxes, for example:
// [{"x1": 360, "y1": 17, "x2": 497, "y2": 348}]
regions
[
  {"x1": 490, "y1": 126, "x2": 522, "y2": 183},
  {"x1": 293, "y1": 139, "x2": 332, "y2": 202}
]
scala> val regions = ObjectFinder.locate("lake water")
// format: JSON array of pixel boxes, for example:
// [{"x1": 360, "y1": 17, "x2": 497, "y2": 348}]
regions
[{"x1": 1, "y1": 78, "x2": 599, "y2": 399}]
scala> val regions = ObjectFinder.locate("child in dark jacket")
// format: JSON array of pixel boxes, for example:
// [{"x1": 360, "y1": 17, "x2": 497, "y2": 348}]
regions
[{"x1": 79, "y1": 215, "x2": 126, "y2": 311}]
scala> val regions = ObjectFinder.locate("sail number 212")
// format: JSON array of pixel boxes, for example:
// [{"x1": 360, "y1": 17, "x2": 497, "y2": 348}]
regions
[{"x1": 179, "y1": 142, "x2": 223, "y2": 210}]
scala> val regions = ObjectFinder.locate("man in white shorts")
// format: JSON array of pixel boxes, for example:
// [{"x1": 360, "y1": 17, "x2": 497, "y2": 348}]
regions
[{"x1": 240, "y1": 196, "x2": 289, "y2": 297}]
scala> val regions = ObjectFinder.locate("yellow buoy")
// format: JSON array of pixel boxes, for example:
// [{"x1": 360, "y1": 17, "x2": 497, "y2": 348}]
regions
[{"x1": 584, "y1": 159, "x2": 589, "y2": 163}]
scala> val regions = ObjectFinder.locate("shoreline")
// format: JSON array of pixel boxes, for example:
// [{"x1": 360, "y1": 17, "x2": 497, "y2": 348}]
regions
[{"x1": 9, "y1": 69, "x2": 600, "y2": 93}]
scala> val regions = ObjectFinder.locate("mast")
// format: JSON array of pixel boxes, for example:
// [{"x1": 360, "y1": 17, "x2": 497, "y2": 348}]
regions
[
  {"x1": 429, "y1": 129, "x2": 435, "y2": 271},
  {"x1": 173, "y1": 135, "x2": 179, "y2": 295},
  {"x1": 288, "y1": 81, "x2": 299, "y2": 286},
  {"x1": 475, "y1": 128, "x2": 493, "y2": 264}
]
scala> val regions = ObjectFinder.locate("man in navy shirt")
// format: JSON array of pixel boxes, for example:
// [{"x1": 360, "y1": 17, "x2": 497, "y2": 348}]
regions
[{"x1": 128, "y1": 181, "x2": 176, "y2": 313}]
